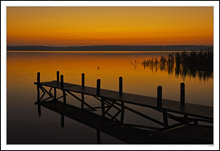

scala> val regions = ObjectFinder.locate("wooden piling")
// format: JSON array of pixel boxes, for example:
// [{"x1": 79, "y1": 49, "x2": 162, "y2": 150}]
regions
[
  {"x1": 97, "y1": 79, "x2": 101, "y2": 96},
  {"x1": 157, "y1": 86, "x2": 162, "y2": 108},
  {"x1": 61, "y1": 75, "x2": 64, "y2": 89},
  {"x1": 82, "y1": 73, "x2": 85, "y2": 88},
  {"x1": 37, "y1": 72, "x2": 40, "y2": 84},
  {"x1": 119, "y1": 77, "x2": 123, "y2": 94},
  {"x1": 180, "y1": 83, "x2": 185, "y2": 105},
  {"x1": 37, "y1": 72, "x2": 40, "y2": 102},
  {"x1": 57, "y1": 71, "x2": 59, "y2": 82},
  {"x1": 81, "y1": 74, "x2": 85, "y2": 109},
  {"x1": 61, "y1": 75, "x2": 66, "y2": 104}
]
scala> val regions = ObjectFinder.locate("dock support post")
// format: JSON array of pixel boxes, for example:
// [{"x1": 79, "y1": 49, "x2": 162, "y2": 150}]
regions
[
  {"x1": 37, "y1": 72, "x2": 40, "y2": 84},
  {"x1": 119, "y1": 77, "x2": 123, "y2": 95},
  {"x1": 180, "y1": 83, "x2": 185, "y2": 105},
  {"x1": 61, "y1": 75, "x2": 66, "y2": 104},
  {"x1": 163, "y1": 110, "x2": 168, "y2": 128},
  {"x1": 37, "y1": 72, "x2": 40, "y2": 103},
  {"x1": 157, "y1": 86, "x2": 162, "y2": 108},
  {"x1": 57, "y1": 71, "x2": 59, "y2": 82},
  {"x1": 81, "y1": 73, "x2": 85, "y2": 109},
  {"x1": 119, "y1": 77, "x2": 124, "y2": 124},
  {"x1": 82, "y1": 73, "x2": 85, "y2": 88},
  {"x1": 61, "y1": 75, "x2": 63, "y2": 88},
  {"x1": 97, "y1": 79, "x2": 101, "y2": 96},
  {"x1": 54, "y1": 71, "x2": 58, "y2": 100},
  {"x1": 97, "y1": 79, "x2": 104, "y2": 119}
]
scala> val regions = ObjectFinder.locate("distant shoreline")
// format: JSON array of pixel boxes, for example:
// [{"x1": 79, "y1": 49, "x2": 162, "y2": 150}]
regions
[{"x1": 7, "y1": 45, "x2": 213, "y2": 52}]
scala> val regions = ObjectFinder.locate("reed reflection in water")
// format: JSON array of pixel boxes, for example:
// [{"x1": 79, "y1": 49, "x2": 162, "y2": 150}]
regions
[{"x1": 141, "y1": 50, "x2": 213, "y2": 81}]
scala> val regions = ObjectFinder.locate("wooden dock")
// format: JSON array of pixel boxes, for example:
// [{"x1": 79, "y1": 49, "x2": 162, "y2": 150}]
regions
[{"x1": 34, "y1": 71, "x2": 213, "y2": 143}]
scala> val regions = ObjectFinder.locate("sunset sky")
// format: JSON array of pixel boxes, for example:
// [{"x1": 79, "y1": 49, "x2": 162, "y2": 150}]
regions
[{"x1": 7, "y1": 7, "x2": 213, "y2": 46}]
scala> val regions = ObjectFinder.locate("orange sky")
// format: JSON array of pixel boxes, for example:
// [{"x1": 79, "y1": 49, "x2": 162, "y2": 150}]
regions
[{"x1": 7, "y1": 7, "x2": 213, "y2": 46}]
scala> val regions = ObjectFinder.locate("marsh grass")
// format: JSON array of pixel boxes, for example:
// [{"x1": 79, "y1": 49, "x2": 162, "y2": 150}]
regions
[{"x1": 142, "y1": 50, "x2": 213, "y2": 81}]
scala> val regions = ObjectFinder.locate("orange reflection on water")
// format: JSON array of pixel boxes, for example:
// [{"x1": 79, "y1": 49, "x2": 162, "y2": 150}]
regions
[{"x1": 7, "y1": 51, "x2": 213, "y2": 107}]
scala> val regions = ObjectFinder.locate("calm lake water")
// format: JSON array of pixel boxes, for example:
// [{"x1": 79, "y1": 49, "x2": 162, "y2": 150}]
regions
[{"x1": 7, "y1": 51, "x2": 213, "y2": 144}]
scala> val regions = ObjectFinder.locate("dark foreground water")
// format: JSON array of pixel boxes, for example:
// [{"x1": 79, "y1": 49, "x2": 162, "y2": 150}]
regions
[{"x1": 7, "y1": 51, "x2": 213, "y2": 144}]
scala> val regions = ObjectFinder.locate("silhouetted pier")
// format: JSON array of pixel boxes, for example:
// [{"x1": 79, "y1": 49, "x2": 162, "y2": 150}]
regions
[{"x1": 34, "y1": 71, "x2": 213, "y2": 144}]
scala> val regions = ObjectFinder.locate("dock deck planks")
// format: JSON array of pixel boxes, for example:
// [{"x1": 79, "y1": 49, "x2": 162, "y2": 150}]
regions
[{"x1": 35, "y1": 80, "x2": 213, "y2": 120}]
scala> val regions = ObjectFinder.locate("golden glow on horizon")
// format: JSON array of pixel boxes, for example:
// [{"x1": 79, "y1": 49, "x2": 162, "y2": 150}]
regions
[{"x1": 7, "y1": 7, "x2": 213, "y2": 46}]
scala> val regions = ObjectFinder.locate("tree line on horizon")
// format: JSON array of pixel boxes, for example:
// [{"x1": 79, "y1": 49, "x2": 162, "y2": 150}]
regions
[{"x1": 7, "y1": 45, "x2": 213, "y2": 52}]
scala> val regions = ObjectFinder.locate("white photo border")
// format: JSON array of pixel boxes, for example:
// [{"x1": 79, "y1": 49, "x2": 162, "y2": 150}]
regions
[{"x1": 1, "y1": 1, "x2": 219, "y2": 150}]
